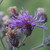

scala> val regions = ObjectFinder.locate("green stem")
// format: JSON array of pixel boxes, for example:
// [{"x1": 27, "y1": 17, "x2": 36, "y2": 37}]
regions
[{"x1": 43, "y1": 29, "x2": 46, "y2": 44}]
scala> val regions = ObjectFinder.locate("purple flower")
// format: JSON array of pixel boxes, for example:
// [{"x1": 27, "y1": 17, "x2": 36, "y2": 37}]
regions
[{"x1": 9, "y1": 10, "x2": 48, "y2": 30}]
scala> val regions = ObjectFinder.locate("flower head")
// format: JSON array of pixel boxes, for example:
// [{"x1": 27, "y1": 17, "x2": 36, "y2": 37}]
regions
[
  {"x1": 9, "y1": 9, "x2": 48, "y2": 30},
  {"x1": 8, "y1": 9, "x2": 48, "y2": 36}
]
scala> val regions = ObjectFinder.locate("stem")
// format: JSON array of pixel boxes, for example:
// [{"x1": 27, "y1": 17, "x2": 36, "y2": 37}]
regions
[
  {"x1": 13, "y1": 47, "x2": 19, "y2": 50},
  {"x1": 42, "y1": 24, "x2": 47, "y2": 44},
  {"x1": 5, "y1": 38, "x2": 13, "y2": 50},
  {"x1": 43, "y1": 29, "x2": 46, "y2": 44},
  {"x1": 7, "y1": 43, "x2": 13, "y2": 50},
  {"x1": 31, "y1": 42, "x2": 50, "y2": 50},
  {"x1": 18, "y1": 36, "x2": 27, "y2": 48},
  {"x1": 16, "y1": 48, "x2": 19, "y2": 50},
  {"x1": 31, "y1": 44, "x2": 44, "y2": 50},
  {"x1": 13, "y1": 47, "x2": 15, "y2": 50}
]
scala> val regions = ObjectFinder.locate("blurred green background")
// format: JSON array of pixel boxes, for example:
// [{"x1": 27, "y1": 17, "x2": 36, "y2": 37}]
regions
[{"x1": 0, "y1": 0, "x2": 50, "y2": 50}]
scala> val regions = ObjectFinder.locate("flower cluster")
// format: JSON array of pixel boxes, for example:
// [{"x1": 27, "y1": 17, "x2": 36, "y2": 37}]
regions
[
  {"x1": 5, "y1": 7, "x2": 48, "y2": 49},
  {"x1": 0, "y1": 7, "x2": 48, "y2": 50}
]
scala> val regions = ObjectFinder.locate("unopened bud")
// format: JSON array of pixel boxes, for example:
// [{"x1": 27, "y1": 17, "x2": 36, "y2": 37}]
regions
[
  {"x1": 7, "y1": 6, "x2": 18, "y2": 17},
  {"x1": 9, "y1": 33, "x2": 19, "y2": 47},
  {"x1": 2, "y1": 15, "x2": 11, "y2": 25},
  {"x1": 6, "y1": 27, "x2": 23, "y2": 47},
  {"x1": 37, "y1": 8, "x2": 47, "y2": 23},
  {"x1": 2, "y1": 15, "x2": 9, "y2": 21},
  {"x1": 6, "y1": 27, "x2": 19, "y2": 47},
  {"x1": 37, "y1": 8, "x2": 45, "y2": 14}
]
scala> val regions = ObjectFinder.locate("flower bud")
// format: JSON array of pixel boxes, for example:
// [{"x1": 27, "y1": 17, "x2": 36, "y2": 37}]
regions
[
  {"x1": 7, "y1": 6, "x2": 18, "y2": 18},
  {"x1": 6, "y1": 27, "x2": 23, "y2": 47},
  {"x1": 37, "y1": 8, "x2": 45, "y2": 14},
  {"x1": 37, "y1": 8, "x2": 47, "y2": 23},
  {"x1": 9, "y1": 33, "x2": 19, "y2": 47},
  {"x1": 2, "y1": 15, "x2": 11, "y2": 25},
  {"x1": 0, "y1": 12, "x2": 4, "y2": 19}
]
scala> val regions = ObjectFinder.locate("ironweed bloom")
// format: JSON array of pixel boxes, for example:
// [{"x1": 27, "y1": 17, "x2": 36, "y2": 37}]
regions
[
  {"x1": 9, "y1": 9, "x2": 48, "y2": 36},
  {"x1": 37, "y1": 8, "x2": 47, "y2": 23},
  {"x1": 6, "y1": 27, "x2": 22, "y2": 47}
]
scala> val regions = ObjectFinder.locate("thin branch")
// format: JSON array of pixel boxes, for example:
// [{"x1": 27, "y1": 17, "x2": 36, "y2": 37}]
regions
[
  {"x1": 31, "y1": 42, "x2": 50, "y2": 50},
  {"x1": 42, "y1": 24, "x2": 47, "y2": 44},
  {"x1": 31, "y1": 44, "x2": 44, "y2": 50},
  {"x1": 43, "y1": 29, "x2": 46, "y2": 44}
]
